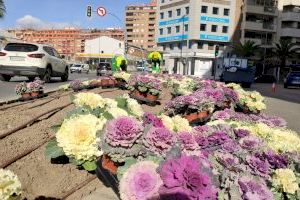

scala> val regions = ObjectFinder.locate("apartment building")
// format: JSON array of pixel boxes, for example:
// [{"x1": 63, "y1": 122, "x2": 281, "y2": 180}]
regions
[
  {"x1": 156, "y1": 0, "x2": 237, "y2": 77},
  {"x1": 278, "y1": 0, "x2": 300, "y2": 53},
  {"x1": 7, "y1": 28, "x2": 124, "y2": 60},
  {"x1": 240, "y1": 0, "x2": 278, "y2": 55},
  {"x1": 125, "y1": 0, "x2": 157, "y2": 52}
]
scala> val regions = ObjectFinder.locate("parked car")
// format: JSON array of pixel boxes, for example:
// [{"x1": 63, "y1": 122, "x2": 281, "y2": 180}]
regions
[
  {"x1": 284, "y1": 71, "x2": 300, "y2": 88},
  {"x1": 0, "y1": 42, "x2": 68, "y2": 82},
  {"x1": 97, "y1": 62, "x2": 112, "y2": 76},
  {"x1": 255, "y1": 74, "x2": 276, "y2": 83},
  {"x1": 70, "y1": 64, "x2": 89, "y2": 74}
]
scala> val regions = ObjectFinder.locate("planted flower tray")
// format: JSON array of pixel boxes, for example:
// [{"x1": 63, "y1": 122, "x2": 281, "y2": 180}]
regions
[
  {"x1": 183, "y1": 110, "x2": 211, "y2": 124},
  {"x1": 130, "y1": 90, "x2": 159, "y2": 107},
  {"x1": 101, "y1": 79, "x2": 116, "y2": 89},
  {"x1": 116, "y1": 80, "x2": 127, "y2": 90},
  {"x1": 95, "y1": 157, "x2": 120, "y2": 199},
  {"x1": 19, "y1": 92, "x2": 47, "y2": 101}
]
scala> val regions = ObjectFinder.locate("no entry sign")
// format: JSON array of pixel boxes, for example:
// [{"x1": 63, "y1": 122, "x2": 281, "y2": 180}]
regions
[{"x1": 97, "y1": 7, "x2": 107, "y2": 16}]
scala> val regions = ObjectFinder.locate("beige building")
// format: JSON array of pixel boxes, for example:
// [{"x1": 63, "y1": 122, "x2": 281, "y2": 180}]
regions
[
  {"x1": 7, "y1": 28, "x2": 124, "y2": 61},
  {"x1": 240, "y1": 0, "x2": 278, "y2": 54},
  {"x1": 125, "y1": 0, "x2": 157, "y2": 52},
  {"x1": 278, "y1": 0, "x2": 300, "y2": 50}
]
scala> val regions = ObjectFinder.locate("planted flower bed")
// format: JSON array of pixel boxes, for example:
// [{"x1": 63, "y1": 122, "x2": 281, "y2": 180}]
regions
[
  {"x1": 15, "y1": 78, "x2": 45, "y2": 100},
  {"x1": 113, "y1": 72, "x2": 131, "y2": 90},
  {"x1": 44, "y1": 76, "x2": 300, "y2": 200},
  {"x1": 128, "y1": 75, "x2": 162, "y2": 106}
]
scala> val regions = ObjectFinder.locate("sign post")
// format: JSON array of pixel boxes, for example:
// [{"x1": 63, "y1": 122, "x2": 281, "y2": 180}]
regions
[{"x1": 97, "y1": 7, "x2": 107, "y2": 17}]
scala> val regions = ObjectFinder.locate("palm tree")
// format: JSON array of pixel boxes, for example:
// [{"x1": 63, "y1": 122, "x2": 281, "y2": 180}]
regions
[
  {"x1": 0, "y1": 0, "x2": 5, "y2": 18},
  {"x1": 273, "y1": 39, "x2": 298, "y2": 81},
  {"x1": 232, "y1": 40, "x2": 260, "y2": 58}
]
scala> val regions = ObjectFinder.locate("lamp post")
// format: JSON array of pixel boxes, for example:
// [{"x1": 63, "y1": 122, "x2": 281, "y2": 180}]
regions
[{"x1": 180, "y1": 14, "x2": 189, "y2": 75}]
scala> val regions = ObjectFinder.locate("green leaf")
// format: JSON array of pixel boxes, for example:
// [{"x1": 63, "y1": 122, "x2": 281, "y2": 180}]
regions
[
  {"x1": 69, "y1": 158, "x2": 85, "y2": 166},
  {"x1": 103, "y1": 111, "x2": 114, "y2": 120},
  {"x1": 51, "y1": 124, "x2": 62, "y2": 133},
  {"x1": 70, "y1": 94, "x2": 75, "y2": 102},
  {"x1": 116, "y1": 97, "x2": 127, "y2": 109},
  {"x1": 82, "y1": 160, "x2": 97, "y2": 171},
  {"x1": 117, "y1": 157, "x2": 137, "y2": 180},
  {"x1": 45, "y1": 139, "x2": 65, "y2": 159}
]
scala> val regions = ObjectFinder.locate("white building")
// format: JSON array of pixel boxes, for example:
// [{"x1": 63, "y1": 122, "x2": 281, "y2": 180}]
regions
[{"x1": 156, "y1": 0, "x2": 238, "y2": 77}]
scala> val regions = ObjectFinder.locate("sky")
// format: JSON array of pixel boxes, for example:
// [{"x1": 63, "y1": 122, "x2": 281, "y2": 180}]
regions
[{"x1": 0, "y1": 0, "x2": 151, "y2": 29}]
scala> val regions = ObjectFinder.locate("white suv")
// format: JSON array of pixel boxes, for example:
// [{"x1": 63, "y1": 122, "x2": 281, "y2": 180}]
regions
[
  {"x1": 0, "y1": 42, "x2": 69, "y2": 82},
  {"x1": 70, "y1": 63, "x2": 89, "y2": 74}
]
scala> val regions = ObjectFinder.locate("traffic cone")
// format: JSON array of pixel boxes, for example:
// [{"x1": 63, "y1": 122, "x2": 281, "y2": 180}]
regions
[{"x1": 272, "y1": 82, "x2": 276, "y2": 93}]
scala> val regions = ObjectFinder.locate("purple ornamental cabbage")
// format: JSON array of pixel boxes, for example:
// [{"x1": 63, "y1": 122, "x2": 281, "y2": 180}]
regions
[
  {"x1": 246, "y1": 156, "x2": 271, "y2": 178},
  {"x1": 207, "y1": 131, "x2": 231, "y2": 147},
  {"x1": 143, "y1": 113, "x2": 164, "y2": 128},
  {"x1": 221, "y1": 140, "x2": 241, "y2": 153},
  {"x1": 255, "y1": 151, "x2": 288, "y2": 169},
  {"x1": 234, "y1": 129, "x2": 250, "y2": 138},
  {"x1": 105, "y1": 116, "x2": 143, "y2": 147},
  {"x1": 215, "y1": 152, "x2": 239, "y2": 169},
  {"x1": 143, "y1": 127, "x2": 176, "y2": 156},
  {"x1": 158, "y1": 155, "x2": 218, "y2": 200},
  {"x1": 177, "y1": 132, "x2": 200, "y2": 156},
  {"x1": 239, "y1": 136, "x2": 262, "y2": 151},
  {"x1": 238, "y1": 176, "x2": 274, "y2": 200}
]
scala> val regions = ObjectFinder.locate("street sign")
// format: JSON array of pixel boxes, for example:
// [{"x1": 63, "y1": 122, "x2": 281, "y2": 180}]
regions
[
  {"x1": 97, "y1": 7, "x2": 107, "y2": 17},
  {"x1": 129, "y1": 48, "x2": 135, "y2": 54}
]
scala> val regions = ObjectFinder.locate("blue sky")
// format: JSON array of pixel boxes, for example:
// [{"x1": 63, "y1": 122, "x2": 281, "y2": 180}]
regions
[{"x1": 0, "y1": 0, "x2": 151, "y2": 29}]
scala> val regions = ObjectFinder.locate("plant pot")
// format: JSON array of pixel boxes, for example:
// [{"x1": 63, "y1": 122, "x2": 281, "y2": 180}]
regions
[
  {"x1": 184, "y1": 112, "x2": 198, "y2": 122},
  {"x1": 108, "y1": 79, "x2": 115, "y2": 86},
  {"x1": 146, "y1": 93, "x2": 158, "y2": 102},
  {"x1": 198, "y1": 111, "x2": 209, "y2": 119},
  {"x1": 89, "y1": 80, "x2": 99, "y2": 88},
  {"x1": 101, "y1": 79, "x2": 110, "y2": 86},
  {"x1": 21, "y1": 93, "x2": 31, "y2": 99},
  {"x1": 102, "y1": 155, "x2": 118, "y2": 175},
  {"x1": 132, "y1": 90, "x2": 147, "y2": 99},
  {"x1": 31, "y1": 92, "x2": 39, "y2": 97}
]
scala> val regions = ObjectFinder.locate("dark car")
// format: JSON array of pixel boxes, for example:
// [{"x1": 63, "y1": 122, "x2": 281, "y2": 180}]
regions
[
  {"x1": 255, "y1": 74, "x2": 276, "y2": 83},
  {"x1": 284, "y1": 71, "x2": 300, "y2": 88},
  {"x1": 97, "y1": 62, "x2": 112, "y2": 76}
]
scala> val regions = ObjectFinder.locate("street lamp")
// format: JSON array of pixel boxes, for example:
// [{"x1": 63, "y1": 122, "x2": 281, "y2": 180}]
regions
[{"x1": 180, "y1": 14, "x2": 189, "y2": 75}]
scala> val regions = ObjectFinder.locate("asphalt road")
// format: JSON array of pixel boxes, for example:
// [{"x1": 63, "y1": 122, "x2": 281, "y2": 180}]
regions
[{"x1": 0, "y1": 71, "x2": 99, "y2": 102}]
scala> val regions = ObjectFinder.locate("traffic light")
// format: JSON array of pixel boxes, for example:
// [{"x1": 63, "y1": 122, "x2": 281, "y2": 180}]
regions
[
  {"x1": 125, "y1": 42, "x2": 128, "y2": 53},
  {"x1": 87, "y1": 6, "x2": 92, "y2": 17},
  {"x1": 215, "y1": 45, "x2": 219, "y2": 57}
]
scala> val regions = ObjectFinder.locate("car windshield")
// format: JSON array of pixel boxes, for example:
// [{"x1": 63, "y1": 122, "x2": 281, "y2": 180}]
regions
[
  {"x1": 4, "y1": 43, "x2": 38, "y2": 52},
  {"x1": 74, "y1": 65, "x2": 82, "y2": 67}
]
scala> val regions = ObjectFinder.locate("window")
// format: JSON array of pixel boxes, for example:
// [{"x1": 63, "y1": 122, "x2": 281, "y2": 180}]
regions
[
  {"x1": 213, "y1": 7, "x2": 219, "y2": 15},
  {"x1": 176, "y1": 8, "x2": 181, "y2": 16},
  {"x1": 176, "y1": 26, "x2": 180, "y2": 33},
  {"x1": 211, "y1": 25, "x2": 217, "y2": 32},
  {"x1": 163, "y1": 45, "x2": 166, "y2": 51},
  {"x1": 185, "y1": 7, "x2": 189, "y2": 15},
  {"x1": 208, "y1": 43, "x2": 214, "y2": 50},
  {"x1": 197, "y1": 42, "x2": 204, "y2": 49},
  {"x1": 168, "y1": 10, "x2": 172, "y2": 18},
  {"x1": 160, "y1": 12, "x2": 164, "y2": 19},
  {"x1": 161, "y1": 0, "x2": 165, "y2": 3},
  {"x1": 200, "y1": 24, "x2": 206, "y2": 31},
  {"x1": 170, "y1": 44, "x2": 174, "y2": 50},
  {"x1": 178, "y1": 43, "x2": 182, "y2": 49},
  {"x1": 167, "y1": 27, "x2": 171, "y2": 34},
  {"x1": 201, "y1": 6, "x2": 208, "y2": 13},
  {"x1": 222, "y1": 26, "x2": 228, "y2": 33},
  {"x1": 224, "y1": 8, "x2": 230, "y2": 16},
  {"x1": 159, "y1": 28, "x2": 163, "y2": 35},
  {"x1": 185, "y1": 24, "x2": 189, "y2": 31}
]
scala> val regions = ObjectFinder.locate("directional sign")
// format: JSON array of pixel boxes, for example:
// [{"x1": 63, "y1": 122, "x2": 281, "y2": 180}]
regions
[{"x1": 97, "y1": 7, "x2": 107, "y2": 17}]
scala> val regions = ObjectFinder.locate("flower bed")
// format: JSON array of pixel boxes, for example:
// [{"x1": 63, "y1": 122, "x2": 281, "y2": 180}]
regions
[
  {"x1": 45, "y1": 78, "x2": 300, "y2": 200},
  {"x1": 128, "y1": 75, "x2": 162, "y2": 103},
  {"x1": 15, "y1": 78, "x2": 44, "y2": 100}
]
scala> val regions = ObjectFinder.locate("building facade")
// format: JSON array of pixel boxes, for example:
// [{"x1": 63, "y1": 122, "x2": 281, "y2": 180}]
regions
[
  {"x1": 125, "y1": 0, "x2": 157, "y2": 52},
  {"x1": 156, "y1": 0, "x2": 238, "y2": 77},
  {"x1": 7, "y1": 28, "x2": 124, "y2": 61},
  {"x1": 278, "y1": 0, "x2": 300, "y2": 60}
]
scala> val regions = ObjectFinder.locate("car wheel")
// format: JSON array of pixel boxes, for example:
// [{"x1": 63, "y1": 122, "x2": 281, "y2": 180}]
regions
[
  {"x1": 86, "y1": 70, "x2": 89, "y2": 74},
  {"x1": 41, "y1": 67, "x2": 52, "y2": 83},
  {"x1": 61, "y1": 67, "x2": 69, "y2": 82},
  {"x1": 284, "y1": 83, "x2": 288, "y2": 88},
  {"x1": 0, "y1": 74, "x2": 12, "y2": 82},
  {"x1": 242, "y1": 82, "x2": 251, "y2": 88},
  {"x1": 28, "y1": 77, "x2": 36, "y2": 82}
]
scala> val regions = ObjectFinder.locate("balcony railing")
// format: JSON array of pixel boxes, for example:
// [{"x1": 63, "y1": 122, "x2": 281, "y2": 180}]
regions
[
  {"x1": 263, "y1": 23, "x2": 275, "y2": 30},
  {"x1": 264, "y1": 6, "x2": 276, "y2": 13}
]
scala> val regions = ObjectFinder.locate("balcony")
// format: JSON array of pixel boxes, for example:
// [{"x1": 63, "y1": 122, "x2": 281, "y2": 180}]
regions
[
  {"x1": 244, "y1": 21, "x2": 276, "y2": 32},
  {"x1": 281, "y1": 28, "x2": 300, "y2": 38},
  {"x1": 282, "y1": 12, "x2": 300, "y2": 22},
  {"x1": 246, "y1": 5, "x2": 278, "y2": 16}
]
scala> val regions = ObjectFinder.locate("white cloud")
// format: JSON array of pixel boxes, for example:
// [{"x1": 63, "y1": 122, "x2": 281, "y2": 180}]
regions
[{"x1": 16, "y1": 15, "x2": 78, "y2": 29}]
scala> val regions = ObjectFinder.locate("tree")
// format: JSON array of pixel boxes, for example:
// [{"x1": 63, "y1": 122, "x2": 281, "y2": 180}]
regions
[
  {"x1": 232, "y1": 40, "x2": 260, "y2": 58},
  {"x1": 0, "y1": 0, "x2": 5, "y2": 18},
  {"x1": 273, "y1": 39, "x2": 298, "y2": 81}
]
